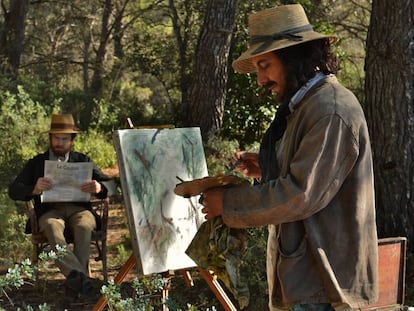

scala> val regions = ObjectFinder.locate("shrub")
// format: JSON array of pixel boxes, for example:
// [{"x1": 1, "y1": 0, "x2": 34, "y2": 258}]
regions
[
  {"x1": 0, "y1": 247, "x2": 67, "y2": 310},
  {"x1": 0, "y1": 209, "x2": 32, "y2": 264},
  {"x1": 0, "y1": 87, "x2": 51, "y2": 188},
  {"x1": 75, "y1": 129, "x2": 117, "y2": 169}
]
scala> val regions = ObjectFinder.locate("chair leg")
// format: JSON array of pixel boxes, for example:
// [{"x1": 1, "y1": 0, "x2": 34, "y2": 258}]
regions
[
  {"x1": 32, "y1": 243, "x2": 41, "y2": 265},
  {"x1": 90, "y1": 239, "x2": 107, "y2": 281},
  {"x1": 32, "y1": 244, "x2": 42, "y2": 282},
  {"x1": 32, "y1": 247, "x2": 38, "y2": 265},
  {"x1": 102, "y1": 239, "x2": 107, "y2": 282},
  {"x1": 87, "y1": 261, "x2": 92, "y2": 278},
  {"x1": 94, "y1": 240, "x2": 102, "y2": 261}
]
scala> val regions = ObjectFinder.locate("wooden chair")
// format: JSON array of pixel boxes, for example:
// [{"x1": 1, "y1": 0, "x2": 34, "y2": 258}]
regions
[{"x1": 24, "y1": 198, "x2": 109, "y2": 281}]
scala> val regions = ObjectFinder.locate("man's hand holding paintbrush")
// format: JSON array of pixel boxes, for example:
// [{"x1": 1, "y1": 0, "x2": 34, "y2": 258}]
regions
[{"x1": 201, "y1": 151, "x2": 261, "y2": 220}]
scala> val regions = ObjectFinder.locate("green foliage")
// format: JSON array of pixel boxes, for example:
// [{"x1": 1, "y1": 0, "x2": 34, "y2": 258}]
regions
[
  {"x1": 101, "y1": 274, "x2": 218, "y2": 311},
  {"x1": 0, "y1": 208, "x2": 32, "y2": 264},
  {"x1": 59, "y1": 89, "x2": 98, "y2": 129},
  {"x1": 204, "y1": 129, "x2": 260, "y2": 177},
  {"x1": 75, "y1": 129, "x2": 117, "y2": 169},
  {"x1": 0, "y1": 259, "x2": 36, "y2": 299},
  {"x1": 0, "y1": 86, "x2": 51, "y2": 186},
  {"x1": 117, "y1": 79, "x2": 154, "y2": 123},
  {"x1": 37, "y1": 245, "x2": 67, "y2": 263},
  {"x1": 0, "y1": 190, "x2": 19, "y2": 242},
  {"x1": 89, "y1": 98, "x2": 124, "y2": 133},
  {"x1": 242, "y1": 228, "x2": 268, "y2": 308},
  {"x1": 0, "y1": 248, "x2": 68, "y2": 310},
  {"x1": 101, "y1": 275, "x2": 167, "y2": 311},
  {"x1": 108, "y1": 244, "x2": 133, "y2": 269},
  {"x1": 224, "y1": 73, "x2": 276, "y2": 148},
  {"x1": 204, "y1": 130, "x2": 241, "y2": 175},
  {"x1": 335, "y1": 45, "x2": 365, "y2": 103},
  {"x1": 124, "y1": 14, "x2": 181, "y2": 124},
  {"x1": 17, "y1": 74, "x2": 62, "y2": 114},
  {"x1": 224, "y1": 1, "x2": 282, "y2": 148},
  {"x1": 0, "y1": 88, "x2": 51, "y2": 258}
]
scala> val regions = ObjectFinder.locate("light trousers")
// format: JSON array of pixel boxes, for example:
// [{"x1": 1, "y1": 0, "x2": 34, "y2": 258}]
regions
[{"x1": 38, "y1": 203, "x2": 96, "y2": 277}]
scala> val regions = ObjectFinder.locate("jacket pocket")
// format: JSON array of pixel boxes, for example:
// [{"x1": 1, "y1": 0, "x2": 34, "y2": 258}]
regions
[{"x1": 277, "y1": 237, "x2": 325, "y2": 303}]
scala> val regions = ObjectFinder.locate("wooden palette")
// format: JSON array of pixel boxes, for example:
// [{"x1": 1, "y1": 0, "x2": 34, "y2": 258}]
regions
[{"x1": 174, "y1": 174, "x2": 250, "y2": 198}]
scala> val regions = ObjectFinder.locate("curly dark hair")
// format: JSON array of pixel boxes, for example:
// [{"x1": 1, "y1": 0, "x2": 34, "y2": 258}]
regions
[{"x1": 275, "y1": 38, "x2": 339, "y2": 102}]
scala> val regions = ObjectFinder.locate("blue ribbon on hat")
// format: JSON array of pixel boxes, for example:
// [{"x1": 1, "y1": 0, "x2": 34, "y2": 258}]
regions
[{"x1": 250, "y1": 24, "x2": 313, "y2": 54}]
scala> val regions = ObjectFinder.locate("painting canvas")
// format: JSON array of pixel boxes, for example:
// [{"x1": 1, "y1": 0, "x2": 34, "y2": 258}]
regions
[{"x1": 113, "y1": 128, "x2": 208, "y2": 275}]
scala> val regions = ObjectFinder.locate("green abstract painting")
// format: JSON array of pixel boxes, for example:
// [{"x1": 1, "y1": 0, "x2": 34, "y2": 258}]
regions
[{"x1": 113, "y1": 128, "x2": 208, "y2": 275}]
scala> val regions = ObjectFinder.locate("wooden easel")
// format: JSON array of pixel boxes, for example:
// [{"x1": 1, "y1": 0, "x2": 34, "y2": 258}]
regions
[
  {"x1": 103, "y1": 121, "x2": 237, "y2": 310},
  {"x1": 92, "y1": 254, "x2": 237, "y2": 311}
]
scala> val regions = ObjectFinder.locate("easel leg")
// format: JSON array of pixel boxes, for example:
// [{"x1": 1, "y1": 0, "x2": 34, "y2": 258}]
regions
[
  {"x1": 198, "y1": 268, "x2": 238, "y2": 311},
  {"x1": 92, "y1": 254, "x2": 136, "y2": 311},
  {"x1": 162, "y1": 271, "x2": 173, "y2": 311},
  {"x1": 180, "y1": 269, "x2": 194, "y2": 287},
  {"x1": 92, "y1": 255, "x2": 238, "y2": 311}
]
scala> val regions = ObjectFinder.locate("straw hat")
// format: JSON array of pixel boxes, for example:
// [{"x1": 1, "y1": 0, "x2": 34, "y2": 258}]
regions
[
  {"x1": 48, "y1": 114, "x2": 81, "y2": 134},
  {"x1": 232, "y1": 4, "x2": 337, "y2": 74}
]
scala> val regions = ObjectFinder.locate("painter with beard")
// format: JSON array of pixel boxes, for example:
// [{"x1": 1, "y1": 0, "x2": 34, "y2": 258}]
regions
[
  {"x1": 8, "y1": 113, "x2": 110, "y2": 304},
  {"x1": 200, "y1": 4, "x2": 378, "y2": 311}
]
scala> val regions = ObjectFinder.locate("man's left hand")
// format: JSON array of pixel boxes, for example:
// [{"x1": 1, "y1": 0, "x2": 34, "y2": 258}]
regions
[
  {"x1": 201, "y1": 188, "x2": 224, "y2": 220},
  {"x1": 80, "y1": 180, "x2": 101, "y2": 194}
]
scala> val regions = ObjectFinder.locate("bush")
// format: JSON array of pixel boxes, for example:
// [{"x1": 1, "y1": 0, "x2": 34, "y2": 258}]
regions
[
  {"x1": 0, "y1": 247, "x2": 68, "y2": 310},
  {"x1": 0, "y1": 87, "x2": 51, "y2": 188},
  {"x1": 204, "y1": 129, "x2": 259, "y2": 177},
  {"x1": 0, "y1": 210, "x2": 32, "y2": 264},
  {"x1": 75, "y1": 129, "x2": 117, "y2": 169}
]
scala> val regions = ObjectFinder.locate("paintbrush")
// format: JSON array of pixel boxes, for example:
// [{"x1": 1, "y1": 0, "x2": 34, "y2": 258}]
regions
[{"x1": 224, "y1": 158, "x2": 242, "y2": 175}]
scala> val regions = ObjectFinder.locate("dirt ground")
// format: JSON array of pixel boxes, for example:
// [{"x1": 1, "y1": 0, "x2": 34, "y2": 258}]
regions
[{"x1": 0, "y1": 198, "x2": 138, "y2": 311}]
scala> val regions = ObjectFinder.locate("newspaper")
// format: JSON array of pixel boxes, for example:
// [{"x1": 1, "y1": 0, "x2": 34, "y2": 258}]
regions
[{"x1": 41, "y1": 160, "x2": 93, "y2": 202}]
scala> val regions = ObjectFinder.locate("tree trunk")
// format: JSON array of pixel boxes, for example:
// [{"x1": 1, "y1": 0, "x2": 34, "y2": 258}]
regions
[
  {"x1": 364, "y1": 0, "x2": 414, "y2": 251},
  {"x1": 168, "y1": 0, "x2": 193, "y2": 127},
  {"x1": 83, "y1": 33, "x2": 91, "y2": 92},
  {"x1": 0, "y1": 0, "x2": 29, "y2": 79},
  {"x1": 90, "y1": 0, "x2": 112, "y2": 97},
  {"x1": 186, "y1": 0, "x2": 237, "y2": 140}
]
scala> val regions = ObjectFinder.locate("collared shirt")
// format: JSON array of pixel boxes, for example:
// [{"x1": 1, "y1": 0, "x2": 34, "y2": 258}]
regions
[
  {"x1": 289, "y1": 72, "x2": 333, "y2": 112},
  {"x1": 48, "y1": 149, "x2": 69, "y2": 162}
]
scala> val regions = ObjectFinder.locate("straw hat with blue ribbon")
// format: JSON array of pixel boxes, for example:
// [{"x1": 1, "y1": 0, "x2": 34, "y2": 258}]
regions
[{"x1": 232, "y1": 4, "x2": 337, "y2": 74}]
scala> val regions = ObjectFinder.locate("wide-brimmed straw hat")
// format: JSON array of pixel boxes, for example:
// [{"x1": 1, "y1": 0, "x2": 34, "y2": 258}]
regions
[
  {"x1": 232, "y1": 4, "x2": 337, "y2": 74},
  {"x1": 48, "y1": 114, "x2": 81, "y2": 134}
]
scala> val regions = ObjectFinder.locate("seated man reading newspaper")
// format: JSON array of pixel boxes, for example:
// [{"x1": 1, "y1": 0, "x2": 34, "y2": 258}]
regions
[{"x1": 8, "y1": 113, "x2": 110, "y2": 304}]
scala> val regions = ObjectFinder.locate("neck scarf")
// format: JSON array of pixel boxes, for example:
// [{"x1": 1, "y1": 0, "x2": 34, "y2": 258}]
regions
[{"x1": 258, "y1": 73, "x2": 331, "y2": 182}]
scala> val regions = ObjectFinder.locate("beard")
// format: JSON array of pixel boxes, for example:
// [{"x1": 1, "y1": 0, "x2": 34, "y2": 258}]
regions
[{"x1": 51, "y1": 145, "x2": 70, "y2": 157}]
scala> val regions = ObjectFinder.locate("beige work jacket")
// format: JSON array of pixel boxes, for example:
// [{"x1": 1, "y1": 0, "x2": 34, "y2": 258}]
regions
[{"x1": 222, "y1": 76, "x2": 378, "y2": 310}]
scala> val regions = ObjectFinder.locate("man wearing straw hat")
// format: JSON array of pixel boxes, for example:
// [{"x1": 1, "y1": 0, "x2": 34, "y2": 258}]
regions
[
  {"x1": 200, "y1": 4, "x2": 378, "y2": 311},
  {"x1": 9, "y1": 113, "x2": 110, "y2": 303}
]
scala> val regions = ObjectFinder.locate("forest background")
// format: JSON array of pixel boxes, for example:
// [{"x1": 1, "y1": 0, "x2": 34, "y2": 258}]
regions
[{"x1": 1, "y1": 0, "x2": 414, "y2": 309}]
